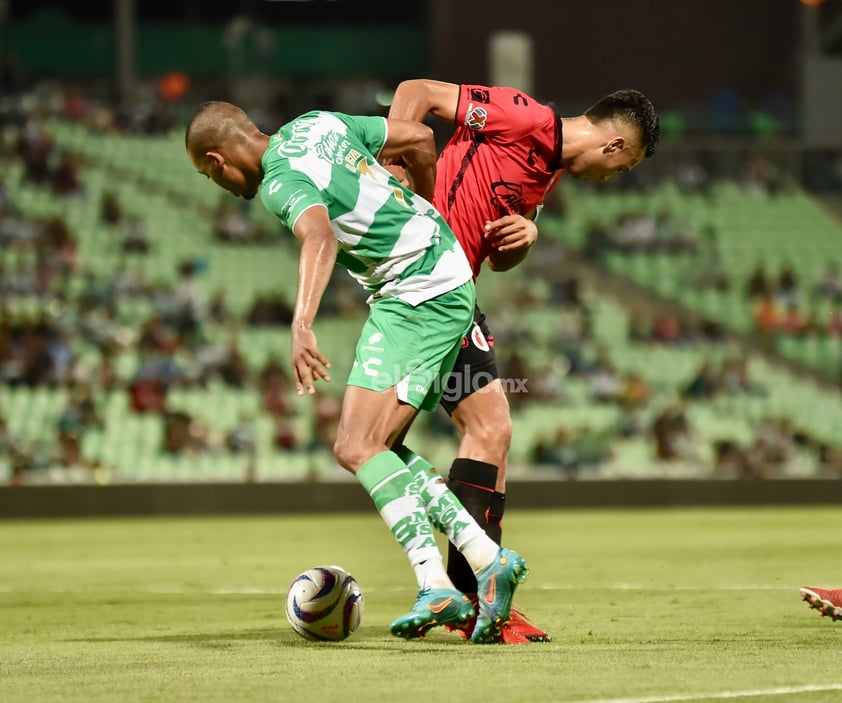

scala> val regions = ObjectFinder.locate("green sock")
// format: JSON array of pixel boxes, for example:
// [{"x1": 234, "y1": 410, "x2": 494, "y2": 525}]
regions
[
  {"x1": 357, "y1": 451, "x2": 442, "y2": 572},
  {"x1": 394, "y1": 446, "x2": 497, "y2": 573}
]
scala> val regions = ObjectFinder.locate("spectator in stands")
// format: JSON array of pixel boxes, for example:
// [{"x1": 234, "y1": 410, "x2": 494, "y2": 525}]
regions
[
  {"x1": 80, "y1": 305, "x2": 133, "y2": 356},
  {"x1": 775, "y1": 263, "x2": 800, "y2": 308},
  {"x1": 162, "y1": 409, "x2": 213, "y2": 455},
  {"x1": 815, "y1": 263, "x2": 842, "y2": 303},
  {"x1": 816, "y1": 443, "x2": 842, "y2": 478},
  {"x1": 311, "y1": 393, "x2": 342, "y2": 453},
  {"x1": 587, "y1": 352, "x2": 622, "y2": 404},
  {"x1": 109, "y1": 261, "x2": 150, "y2": 300},
  {"x1": 50, "y1": 151, "x2": 83, "y2": 196},
  {"x1": 129, "y1": 348, "x2": 182, "y2": 413},
  {"x1": 719, "y1": 354, "x2": 757, "y2": 395},
  {"x1": 743, "y1": 155, "x2": 788, "y2": 197},
  {"x1": 42, "y1": 216, "x2": 78, "y2": 281},
  {"x1": 17, "y1": 119, "x2": 53, "y2": 185},
  {"x1": 258, "y1": 354, "x2": 294, "y2": 428},
  {"x1": 712, "y1": 440, "x2": 756, "y2": 479},
  {"x1": 752, "y1": 291, "x2": 781, "y2": 335},
  {"x1": 171, "y1": 260, "x2": 205, "y2": 343},
  {"x1": 683, "y1": 360, "x2": 720, "y2": 400},
  {"x1": 207, "y1": 289, "x2": 231, "y2": 325},
  {"x1": 613, "y1": 211, "x2": 656, "y2": 252},
  {"x1": 651, "y1": 313, "x2": 683, "y2": 344},
  {"x1": 91, "y1": 350, "x2": 121, "y2": 393},
  {"x1": 674, "y1": 159, "x2": 710, "y2": 195},
  {"x1": 745, "y1": 264, "x2": 771, "y2": 300},
  {"x1": 212, "y1": 199, "x2": 270, "y2": 244},
  {"x1": 100, "y1": 190, "x2": 124, "y2": 226},
  {"x1": 779, "y1": 302, "x2": 811, "y2": 337},
  {"x1": 121, "y1": 216, "x2": 151, "y2": 254},
  {"x1": 217, "y1": 337, "x2": 250, "y2": 388},
  {"x1": 227, "y1": 413, "x2": 258, "y2": 481},
  {"x1": 654, "y1": 210, "x2": 698, "y2": 254},
  {"x1": 46, "y1": 328, "x2": 76, "y2": 386},
  {"x1": 652, "y1": 403, "x2": 697, "y2": 463},
  {"x1": 618, "y1": 371, "x2": 649, "y2": 410},
  {"x1": 746, "y1": 417, "x2": 797, "y2": 478},
  {"x1": 138, "y1": 314, "x2": 178, "y2": 354}
]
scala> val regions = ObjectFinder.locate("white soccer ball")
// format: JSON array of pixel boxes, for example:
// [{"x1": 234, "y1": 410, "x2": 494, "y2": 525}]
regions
[{"x1": 285, "y1": 565, "x2": 364, "y2": 641}]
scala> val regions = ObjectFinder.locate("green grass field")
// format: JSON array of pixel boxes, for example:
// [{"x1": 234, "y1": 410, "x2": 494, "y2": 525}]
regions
[{"x1": 1, "y1": 506, "x2": 840, "y2": 703}]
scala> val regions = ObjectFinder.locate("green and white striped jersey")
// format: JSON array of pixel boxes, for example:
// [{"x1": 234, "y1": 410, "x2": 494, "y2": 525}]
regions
[{"x1": 259, "y1": 111, "x2": 472, "y2": 306}]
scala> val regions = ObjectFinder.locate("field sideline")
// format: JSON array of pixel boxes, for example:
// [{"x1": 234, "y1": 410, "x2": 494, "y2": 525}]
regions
[{"x1": 1, "y1": 506, "x2": 840, "y2": 703}]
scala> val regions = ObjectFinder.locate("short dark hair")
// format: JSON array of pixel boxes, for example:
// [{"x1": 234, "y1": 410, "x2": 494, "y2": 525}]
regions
[{"x1": 585, "y1": 89, "x2": 660, "y2": 158}]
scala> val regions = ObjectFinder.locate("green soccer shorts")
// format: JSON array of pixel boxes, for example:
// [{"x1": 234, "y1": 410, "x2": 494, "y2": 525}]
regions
[{"x1": 346, "y1": 280, "x2": 475, "y2": 411}]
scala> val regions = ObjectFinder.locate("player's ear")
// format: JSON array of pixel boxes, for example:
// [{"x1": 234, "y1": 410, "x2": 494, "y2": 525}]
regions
[
  {"x1": 604, "y1": 137, "x2": 625, "y2": 154},
  {"x1": 205, "y1": 151, "x2": 224, "y2": 170}
]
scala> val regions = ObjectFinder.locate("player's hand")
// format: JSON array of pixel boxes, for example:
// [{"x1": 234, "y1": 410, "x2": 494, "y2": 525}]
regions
[
  {"x1": 291, "y1": 326, "x2": 331, "y2": 395},
  {"x1": 483, "y1": 215, "x2": 538, "y2": 252}
]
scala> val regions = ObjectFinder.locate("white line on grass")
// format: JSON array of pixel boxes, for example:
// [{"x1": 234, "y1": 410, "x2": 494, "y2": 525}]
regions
[{"x1": 566, "y1": 683, "x2": 842, "y2": 703}]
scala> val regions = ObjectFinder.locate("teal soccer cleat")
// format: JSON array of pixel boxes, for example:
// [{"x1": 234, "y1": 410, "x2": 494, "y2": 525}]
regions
[
  {"x1": 390, "y1": 588, "x2": 474, "y2": 639},
  {"x1": 472, "y1": 548, "x2": 529, "y2": 644}
]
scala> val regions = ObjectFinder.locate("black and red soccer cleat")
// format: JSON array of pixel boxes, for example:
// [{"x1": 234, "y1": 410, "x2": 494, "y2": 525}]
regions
[{"x1": 801, "y1": 586, "x2": 842, "y2": 622}]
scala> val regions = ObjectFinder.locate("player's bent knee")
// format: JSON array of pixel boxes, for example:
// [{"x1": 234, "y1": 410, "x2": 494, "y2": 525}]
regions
[{"x1": 333, "y1": 436, "x2": 377, "y2": 474}]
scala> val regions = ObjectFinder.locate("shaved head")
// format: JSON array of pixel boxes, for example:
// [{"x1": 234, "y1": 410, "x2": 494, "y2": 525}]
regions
[
  {"x1": 185, "y1": 101, "x2": 258, "y2": 156},
  {"x1": 184, "y1": 101, "x2": 269, "y2": 200}
]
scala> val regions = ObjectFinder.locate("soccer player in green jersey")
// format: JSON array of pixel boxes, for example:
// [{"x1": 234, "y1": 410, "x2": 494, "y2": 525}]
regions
[{"x1": 185, "y1": 101, "x2": 527, "y2": 642}]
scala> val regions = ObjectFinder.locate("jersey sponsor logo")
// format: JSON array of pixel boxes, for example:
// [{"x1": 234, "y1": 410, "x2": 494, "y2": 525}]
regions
[
  {"x1": 343, "y1": 148, "x2": 364, "y2": 172},
  {"x1": 490, "y1": 180, "x2": 526, "y2": 217},
  {"x1": 268, "y1": 180, "x2": 282, "y2": 195},
  {"x1": 315, "y1": 131, "x2": 351, "y2": 166},
  {"x1": 276, "y1": 115, "x2": 317, "y2": 157},
  {"x1": 368, "y1": 332, "x2": 383, "y2": 345},
  {"x1": 465, "y1": 105, "x2": 487, "y2": 131},
  {"x1": 470, "y1": 323, "x2": 490, "y2": 352},
  {"x1": 470, "y1": 88, "x2": 490, "y2": 104}
]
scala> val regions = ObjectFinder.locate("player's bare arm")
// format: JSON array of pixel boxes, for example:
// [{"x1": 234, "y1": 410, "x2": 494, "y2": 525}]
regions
[
  {"x1": 388, "y1": 79, "x2": 460, "y2": 124},
  {"x1": 290, "y1": 205, "x2": 337, "y2": 395},
  {"x1": 380, "y1": 118, "x2": 438, "y2": 201},
  {"x1": 485, "y1": 212, "x2": 539, "y2": 272}
]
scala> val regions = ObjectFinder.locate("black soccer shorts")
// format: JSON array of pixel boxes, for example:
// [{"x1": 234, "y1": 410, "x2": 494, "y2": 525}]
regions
[{"x1": 439, "y1": 305, "x2": 500, "y2": 415}]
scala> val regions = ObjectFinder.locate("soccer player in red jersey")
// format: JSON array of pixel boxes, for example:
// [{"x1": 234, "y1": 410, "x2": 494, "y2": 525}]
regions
[{"x1": 387, "y1": 79, "x2": 659, "y2": 643}]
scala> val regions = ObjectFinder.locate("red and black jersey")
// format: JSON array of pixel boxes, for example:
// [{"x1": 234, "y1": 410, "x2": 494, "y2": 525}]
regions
[{"x1": 433, "y1": 84, "x2": 564, "y2": 279}]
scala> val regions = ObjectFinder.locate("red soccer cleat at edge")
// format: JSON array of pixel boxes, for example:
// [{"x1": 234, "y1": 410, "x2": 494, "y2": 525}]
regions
[{"x1": 801, "y1": 586, "x2": 842, "y2": 622}]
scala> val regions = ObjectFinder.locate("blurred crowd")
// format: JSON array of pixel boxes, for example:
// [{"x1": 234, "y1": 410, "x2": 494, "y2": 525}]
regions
[
  {"x1": 1, "y1": 79, "x2": 841, "y2": 485},
  {"x1": 0, "y1": 91, "x2": 360, "y2": 484}
]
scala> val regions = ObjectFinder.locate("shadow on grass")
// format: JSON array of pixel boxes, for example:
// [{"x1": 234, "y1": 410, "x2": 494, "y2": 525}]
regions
[{"x1": 66, "y1": 626, "x2": 473, "y2": 650}]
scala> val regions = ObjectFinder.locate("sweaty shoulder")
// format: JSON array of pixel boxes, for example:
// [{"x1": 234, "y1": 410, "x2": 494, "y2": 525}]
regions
[{"x1": 454, "y1": 84, "x2": 554, "y2": 140}]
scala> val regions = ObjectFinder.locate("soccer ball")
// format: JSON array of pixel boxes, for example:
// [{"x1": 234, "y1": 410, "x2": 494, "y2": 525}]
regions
[{"x1": 285, "y1": 565, "x2": 364, "y2": 641}]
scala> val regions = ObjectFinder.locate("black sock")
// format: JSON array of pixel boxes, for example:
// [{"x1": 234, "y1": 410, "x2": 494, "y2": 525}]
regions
[
  {"x1": 486, "y1": 491, "x2": 505, "y2": 545},
  {"x1": 446, "y1": 458, "x2": 498, "y2": 594}
]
